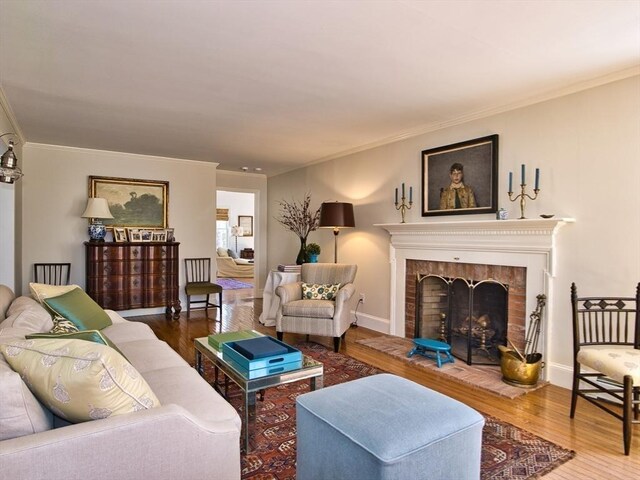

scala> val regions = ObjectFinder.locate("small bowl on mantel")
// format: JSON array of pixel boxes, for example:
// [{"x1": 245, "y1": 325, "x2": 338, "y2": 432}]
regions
[{"x1": 539, "y1": 214, "x2": 555, "y2": 219}]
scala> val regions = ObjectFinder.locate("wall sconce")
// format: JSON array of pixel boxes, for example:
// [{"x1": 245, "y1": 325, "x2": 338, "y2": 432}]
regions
[
  {"x1": 0, "y1": 133, "x2": 24, "y2": 184},
  {"x1": 81, "y1": 198, "x2": 114, "y2": 242},
  {"x1": 319, "y1": 201, "x2": 355, "y2": 263}
]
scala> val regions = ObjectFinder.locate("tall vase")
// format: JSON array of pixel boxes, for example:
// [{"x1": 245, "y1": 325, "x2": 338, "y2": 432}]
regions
[{"x1": 296, "y1": 238, "x2": 307, "y2": 265}]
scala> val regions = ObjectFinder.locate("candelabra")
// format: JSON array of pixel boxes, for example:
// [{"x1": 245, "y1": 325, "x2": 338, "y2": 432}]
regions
[
  {"x1": 394, "y1": 183, "x2": 413, "y2": 223},
  {"x1": 507, "y1": 165, "x2": 540, "y2": 219}
]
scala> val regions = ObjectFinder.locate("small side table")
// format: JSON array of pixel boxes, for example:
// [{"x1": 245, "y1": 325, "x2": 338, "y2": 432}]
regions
[{"x1": 407, "y1": 338, "x2": 454, "y2": 368}]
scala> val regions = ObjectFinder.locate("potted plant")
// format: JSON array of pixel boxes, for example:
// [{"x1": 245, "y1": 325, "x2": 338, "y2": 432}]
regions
[{"x1": 306, "y1": 243, "x2": 321, "y2": 263}]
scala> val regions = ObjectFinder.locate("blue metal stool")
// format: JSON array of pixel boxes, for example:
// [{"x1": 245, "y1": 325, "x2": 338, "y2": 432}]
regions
[{"x1": 407, "y1": 338, "x2": 454, "y2": 368}]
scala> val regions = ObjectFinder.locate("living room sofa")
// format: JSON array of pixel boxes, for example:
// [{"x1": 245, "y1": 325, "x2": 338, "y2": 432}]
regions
[
  {"x1": 216, "y1": 247, "x2": 254, "y2": 278},
  {"x1": 0, "y1": 285, "x2": 241, "y2": 480}
]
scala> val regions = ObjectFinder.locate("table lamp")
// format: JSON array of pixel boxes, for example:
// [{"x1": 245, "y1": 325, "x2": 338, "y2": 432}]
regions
[{"x1": 81, "y1": 198, "x2": 114, "y2": 242}]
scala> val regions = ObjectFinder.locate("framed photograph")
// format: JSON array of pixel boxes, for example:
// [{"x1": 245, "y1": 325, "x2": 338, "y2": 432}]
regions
[
  {"x1": 165, "y1": 228, "x2": 175, "y2": 242},
  {"x1": 113, "y1": 227, "x2": 127, "y2": 243},
  {"x1": 127, "y1": 228, "x2": 142, "y2": 242},
  {"x1": 89, "y1": 176, "x2": 169, "y2": 228},
  {"x1": 238, "y1": 215, "x2": 253, "y2": 236},
  {"x1": 152, "y1": 230, "x2": 167, "y2": 242},
  {"x1": 421, "y1": 134, "x2": 498, "y2": 217},
  {"x1": 139, "y1": 229, "x2": 153, "y2": 242}
]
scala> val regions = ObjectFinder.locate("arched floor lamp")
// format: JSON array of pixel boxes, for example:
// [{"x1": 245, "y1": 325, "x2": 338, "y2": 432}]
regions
[{"x1": 319, "y1": 202, "x2": 355, "y2": 263}]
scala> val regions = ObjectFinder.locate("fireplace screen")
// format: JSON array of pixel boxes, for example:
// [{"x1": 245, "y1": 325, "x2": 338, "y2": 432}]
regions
[{"x1": 416, "y1": 274, "x2": 508, "y2": 365}]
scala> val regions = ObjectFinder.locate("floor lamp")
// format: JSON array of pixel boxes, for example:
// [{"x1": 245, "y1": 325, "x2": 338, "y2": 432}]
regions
[
  {"x1": 231, "y1": 225, "x2": 244, "y2": 252},
  {"x1": 319, "y1": 202, "x2": 355, "y2": 263}
]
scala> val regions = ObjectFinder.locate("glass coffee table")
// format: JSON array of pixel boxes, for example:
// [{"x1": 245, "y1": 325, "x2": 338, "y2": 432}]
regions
[{"x1": 194, "y1": 333, "x2": 323, "y2": 452}]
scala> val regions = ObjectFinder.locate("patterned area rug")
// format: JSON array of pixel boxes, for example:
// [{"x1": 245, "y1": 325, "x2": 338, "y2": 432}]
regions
[
  {"x1": 216, "y1": 278, "x2": 253, "y2": 290},
  {"x1": 356, "y1": 335, "x2": 548, "y2": 399},
  {"x1": 200, "y1": 342, "x2": 574, "y2": 480}
]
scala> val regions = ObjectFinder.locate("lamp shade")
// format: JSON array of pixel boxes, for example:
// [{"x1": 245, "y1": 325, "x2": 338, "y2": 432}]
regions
[
  {"x1": 231, "y1": 226, "x2": 244, "y2": 237},
  {"x1": 81, "y1": 198, "x2": 114, "y2": 219},
  {"x1": 319, "y1": 202, "x2": 355, "y2": 228}
]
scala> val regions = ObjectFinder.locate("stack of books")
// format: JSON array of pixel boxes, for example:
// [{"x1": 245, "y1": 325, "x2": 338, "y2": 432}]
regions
[
  {"x1": 208, "y1": 330, "x2": 262, "y2": 350},
  {"x1": 277, "y1": 264, "x2": 301, "y2": 273}
]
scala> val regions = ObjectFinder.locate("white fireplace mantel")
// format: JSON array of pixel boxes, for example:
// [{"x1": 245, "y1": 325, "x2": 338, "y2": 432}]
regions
[{"x1": 375, "y1": 217, "x2": 575, "y2": 380}]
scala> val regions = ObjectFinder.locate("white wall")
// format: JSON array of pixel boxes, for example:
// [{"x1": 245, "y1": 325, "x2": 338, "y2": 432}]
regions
[
  {"x1": 268, "y1": 75, "x2": 640, "y2": 388},
  {"x1": 20, "y1": 143, "x2": 218, "y2": 315},
  {"x1": 217, "y1": 190, "x2": 255, "y2": 251},
  {"x1": 216, "y1": 171, "x2": 268, "y2": 294}
]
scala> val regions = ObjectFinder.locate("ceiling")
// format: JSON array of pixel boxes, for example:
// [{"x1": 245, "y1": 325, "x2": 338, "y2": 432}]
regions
[{"x1": 1, "y1": 0, "x2": 638, "y2": 176}]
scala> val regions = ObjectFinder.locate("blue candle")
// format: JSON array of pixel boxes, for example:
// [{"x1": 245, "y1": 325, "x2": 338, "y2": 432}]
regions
[
  {"x1": 535, "y1": 168, "x2": 540, "y2": 190},
  {"x1": 521, "y1": 164, "x2": 525, "y2": 185},
  {"x1": 395, "y1": 188, "x2": 398, "y2": 205},
  {"x1": 508, "y1": 172, "x2": 513, "y2": 193},
  {"x1": 409, "y1": 186, "x2": 413, "y2": 203}
]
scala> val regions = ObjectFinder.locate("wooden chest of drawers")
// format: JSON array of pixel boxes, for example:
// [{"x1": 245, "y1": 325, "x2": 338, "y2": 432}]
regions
[{"x1": 85, "y1": 241, "x2": 181, "y2": 318}]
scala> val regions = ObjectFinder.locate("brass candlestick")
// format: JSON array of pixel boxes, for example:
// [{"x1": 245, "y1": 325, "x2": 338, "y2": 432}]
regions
[
  {"x1": 394, "y1": 183, "x2": 413, "y2": 223},
  {"x1": 508, "y1": 184, "x2": 540, "y2": 219}
]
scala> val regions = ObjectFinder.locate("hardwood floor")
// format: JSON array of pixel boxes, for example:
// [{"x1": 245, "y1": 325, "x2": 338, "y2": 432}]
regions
[{"x1": 133, "y1": 287, "x2": 639, "y2": 479}]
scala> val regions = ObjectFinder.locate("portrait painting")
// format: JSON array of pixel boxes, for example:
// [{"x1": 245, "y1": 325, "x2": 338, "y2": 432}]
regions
[{"x1": 421, "y1": 135, "x2": 499, "y2": 217}]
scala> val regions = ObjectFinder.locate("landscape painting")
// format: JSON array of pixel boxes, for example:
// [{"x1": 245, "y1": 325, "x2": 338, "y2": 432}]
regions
[{"x1": 89, "y1": 176, "x2": 169, "y2": 228}]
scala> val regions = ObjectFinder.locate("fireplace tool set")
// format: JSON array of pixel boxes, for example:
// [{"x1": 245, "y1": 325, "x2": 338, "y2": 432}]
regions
[{"x1": 500, "y1": 294, "x2": 546, "y2": 387}]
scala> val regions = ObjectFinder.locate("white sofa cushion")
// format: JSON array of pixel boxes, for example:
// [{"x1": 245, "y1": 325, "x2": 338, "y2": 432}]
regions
[
  {"x1": 0, "y1": 344, "x2": 53, "y2": 440},
  {"x1": 0, "y1": 299, "x2": 53, "y2": 333}
]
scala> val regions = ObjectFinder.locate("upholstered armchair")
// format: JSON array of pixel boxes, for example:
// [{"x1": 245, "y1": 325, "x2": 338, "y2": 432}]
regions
[{"x1": 275, "y1": 263, "x2": 357, "y2": 352}]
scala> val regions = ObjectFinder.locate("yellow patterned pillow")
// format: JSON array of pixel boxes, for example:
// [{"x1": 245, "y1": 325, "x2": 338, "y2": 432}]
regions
[
  {"x1": 302, "y1": 283, "x2": 341, "y2": 300},
  {"x1": 0, "y1": 338, "x2": 160, "y2": 423}
]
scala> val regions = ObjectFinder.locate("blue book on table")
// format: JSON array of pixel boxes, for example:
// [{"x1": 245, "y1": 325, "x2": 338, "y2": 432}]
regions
[{"x1": 232, "y1": 336, "x2": 288, "y2": 360}]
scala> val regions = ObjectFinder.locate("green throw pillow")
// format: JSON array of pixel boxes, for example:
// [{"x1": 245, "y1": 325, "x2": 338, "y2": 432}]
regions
[
  {"x1": 26, "y1": 329, "x2": 124, "y2": 357},
  {"x1": 302, "y1": 283, "x2": 341, "y2": 300},
  {"x1": 43, "y1": 288, "x2": 112, "y2": 331}
]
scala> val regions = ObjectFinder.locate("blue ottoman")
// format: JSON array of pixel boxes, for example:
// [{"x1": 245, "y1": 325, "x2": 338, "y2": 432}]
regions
[{"x1": 296, "y1": 374, "x2": 484, "y2": 480}]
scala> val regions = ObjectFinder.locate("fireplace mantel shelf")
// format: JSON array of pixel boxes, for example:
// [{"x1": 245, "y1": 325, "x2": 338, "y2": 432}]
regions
[{"x1": 375, "y1": 218, "x2": 575, "y2": 236}]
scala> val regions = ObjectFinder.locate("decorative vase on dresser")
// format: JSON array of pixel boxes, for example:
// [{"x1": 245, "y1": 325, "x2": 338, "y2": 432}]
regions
[{"x1": 84, "y1": 241, "x2": 181, "y2": 318}]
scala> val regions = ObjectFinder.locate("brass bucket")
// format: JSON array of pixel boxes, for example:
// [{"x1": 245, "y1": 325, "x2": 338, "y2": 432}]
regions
[{"x1": 500, "y1": 351, "x2": 543, "y2": 388}]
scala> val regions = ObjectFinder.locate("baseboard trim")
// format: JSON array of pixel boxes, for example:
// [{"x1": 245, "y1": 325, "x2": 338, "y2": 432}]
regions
[
  {"x1": 547, "y1": 362, "x2": 573, "y2": 390},
  {"x1": 351, "y1": 310, "x2": 390, "y2": 334}
]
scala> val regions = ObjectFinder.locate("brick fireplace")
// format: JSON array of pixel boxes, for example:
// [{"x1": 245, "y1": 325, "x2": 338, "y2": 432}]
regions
[
  {"x1": 377, "y1": 218, "x2": 574, "y2": 379},
  {"x1": 407, "y1": 260, "x2": 526, "y2": 365}
]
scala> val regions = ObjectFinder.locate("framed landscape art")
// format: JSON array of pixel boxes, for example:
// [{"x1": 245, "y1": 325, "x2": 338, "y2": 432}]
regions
[
  {"x1": 421, "y1": 135, "x2": 498, "y2": 217},
  {"x1": 89, "y1": 176, "x2": 169, "y2": 228}
]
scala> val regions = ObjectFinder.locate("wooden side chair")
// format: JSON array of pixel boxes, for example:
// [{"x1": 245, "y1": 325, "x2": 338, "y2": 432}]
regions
[
  {"x1": 570, "y1": 282, "x2": 640, "y2": 455},
  {"x1": 184, "y1": 258, "x2": 223, "y2": 318},
  {"x1": 33, "y1": 263, "x2": 71, "y2": 285}
]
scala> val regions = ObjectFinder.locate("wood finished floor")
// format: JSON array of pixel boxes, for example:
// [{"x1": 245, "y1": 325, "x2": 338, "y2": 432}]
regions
[{"x1": 132, "y1": 284, "x2": 639, "y2": 479}]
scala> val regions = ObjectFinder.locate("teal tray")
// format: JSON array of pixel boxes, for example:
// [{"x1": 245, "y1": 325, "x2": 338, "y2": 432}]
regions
[
  {"x1": 225, "y1": 357, "x2": 303, "y2": 379},
  {"x1": 222, "y1": 336, "x2": 302, "y2": 371}
]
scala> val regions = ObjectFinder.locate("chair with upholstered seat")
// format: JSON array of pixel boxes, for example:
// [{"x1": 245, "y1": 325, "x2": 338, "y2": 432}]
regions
[
  {"x1": 570, "y1": 282, "x2": 640, "y2": 455},
  {"x1": 34, "y1": 263, "x2": 71, "y2": 285},
  {"x1": 275, "y1": 263, "x2": 357, "y2": 352},
  {"x1": 184, "y1": 258, "x2": 223, "y2": 318}
]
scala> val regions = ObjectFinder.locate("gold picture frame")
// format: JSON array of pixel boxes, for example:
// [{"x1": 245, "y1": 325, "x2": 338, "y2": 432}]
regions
[{"x1": 89, "y1": 176, "x2": 169, "y2": 228}]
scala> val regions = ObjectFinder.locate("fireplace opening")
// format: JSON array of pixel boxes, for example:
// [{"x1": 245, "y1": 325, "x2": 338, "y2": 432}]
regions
[{"x1": 416, "y1": 274, "x2": 508, "y2": 365}]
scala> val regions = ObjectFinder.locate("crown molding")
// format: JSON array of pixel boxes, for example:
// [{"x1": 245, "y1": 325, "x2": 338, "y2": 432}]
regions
[{"x1": 275, "y1": 66, "x2": 640, "y2": 175}]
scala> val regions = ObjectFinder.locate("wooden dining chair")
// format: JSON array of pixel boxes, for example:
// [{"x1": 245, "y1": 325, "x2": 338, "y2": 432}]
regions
[
  {"x1": 184, "y1": 258, "x2": 223, "y2": 318},
  {"x1": 570, "y1": 282, "x2": 640, "y2": 455},
  {"x1": 33, "y1": 263, "x2": 71, "y2": 285}
]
